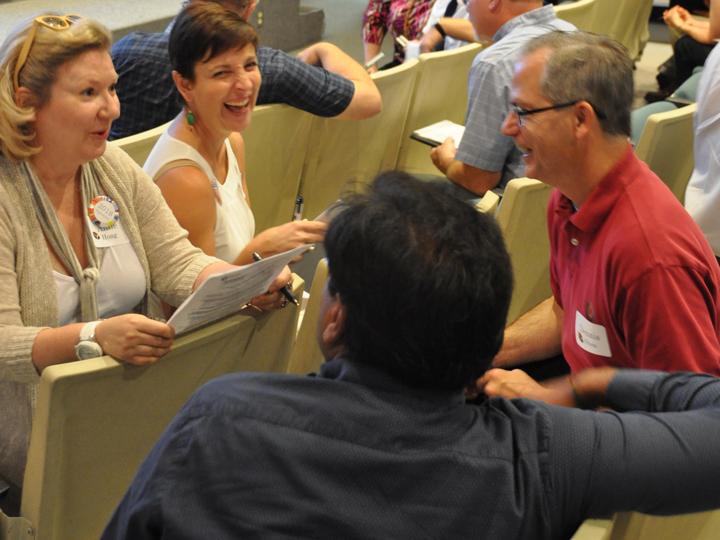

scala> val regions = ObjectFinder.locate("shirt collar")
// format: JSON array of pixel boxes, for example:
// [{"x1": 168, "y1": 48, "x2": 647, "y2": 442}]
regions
[
  {"x1": 560, "y1": 144, "x2": 637, "y2": 233},
  {"x1": 319, "y1": 356, "x2": 465, "y2": 406},
  {"x1": 493, "y1": 5, "x2": 556, "y2": 42}
]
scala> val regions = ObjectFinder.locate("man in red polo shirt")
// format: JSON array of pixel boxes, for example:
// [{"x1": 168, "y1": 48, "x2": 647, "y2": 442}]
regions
[{"x1": 485, "y1": 31, "x2": 720, "y2": 387}]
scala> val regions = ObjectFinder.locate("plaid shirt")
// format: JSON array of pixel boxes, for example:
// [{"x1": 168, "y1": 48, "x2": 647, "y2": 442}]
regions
[{"x1": 110, "y1": 32, "x2": 355, "y2": 140}]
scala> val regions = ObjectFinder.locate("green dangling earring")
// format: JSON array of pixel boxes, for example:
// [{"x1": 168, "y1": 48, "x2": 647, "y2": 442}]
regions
[{"x1": 186, "y1": 108, "x2": 196, "y2": 126}]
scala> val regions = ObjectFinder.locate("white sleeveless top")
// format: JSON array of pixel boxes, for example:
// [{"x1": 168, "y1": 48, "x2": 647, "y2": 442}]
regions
[
  {"x1": 53, "y1": 219, "x2": 147, "y2": 325},
  {"x1": 143, "y1": 132, "x2": 255, "y2": 263}
]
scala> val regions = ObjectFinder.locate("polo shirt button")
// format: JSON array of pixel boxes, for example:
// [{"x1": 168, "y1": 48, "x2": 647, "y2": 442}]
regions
[{"x1": 570, "y1": 238, "x2": 580, "y2": 246}]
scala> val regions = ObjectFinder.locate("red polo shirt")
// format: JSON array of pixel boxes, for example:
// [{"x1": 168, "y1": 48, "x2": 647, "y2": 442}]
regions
[{"x1": 548, "y1": 145, "x2": 720, "y2": 374}]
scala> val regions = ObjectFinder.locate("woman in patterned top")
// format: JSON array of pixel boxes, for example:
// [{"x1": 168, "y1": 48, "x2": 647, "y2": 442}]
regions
[{"x1": 362, "y1": 0, "x2": 436, "y2": 71}]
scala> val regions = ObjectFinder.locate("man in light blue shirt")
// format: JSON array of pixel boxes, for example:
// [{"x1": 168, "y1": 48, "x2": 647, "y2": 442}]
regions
[{"x1": 430, "y1": 0, "x2": 574, "y2": 196}]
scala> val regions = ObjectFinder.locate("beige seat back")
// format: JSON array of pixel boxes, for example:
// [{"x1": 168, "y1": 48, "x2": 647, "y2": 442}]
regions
[
  {"x1": 299, "y1": 60, "x2": 420, "y2": 219},
  {"x1": 495, "y1": 178, "x2": 553, "y2": 325},
  {"x1": 243, "y1": 104, "x2": 313, "y2": 233},
  {"x1": 287, "y1": 258, "x2": 329, "y2": 376},
  {"x1": 590, "y1": 0, "x2": 653, "y2": 61},
  {"x1": 554, "y1": 0, "x2": 597, "y2": 30},
  {"x1": 6, "y1": 281, "x2": 302, "y2": 540},
  {"x1": 635, "y1": 103, "x2": 696, "y2": 203},
  {"x1": 474, "y1": 190, "x2": 501, "y2": 214},
  {"x1": 107, "y1": 122, "x2": 170, "y2": 167},
  {"x1": 396, "y1": 43, "x2": 484, "y2": 175},
  {"x1": 602, "y1": 511, "x2": 720, "y2": 540}
]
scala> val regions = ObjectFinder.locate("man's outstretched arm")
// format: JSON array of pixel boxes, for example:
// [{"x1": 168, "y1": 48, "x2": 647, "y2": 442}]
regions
[{"x1": 297, "y1": 42, "x2": 382, "y2": 120}]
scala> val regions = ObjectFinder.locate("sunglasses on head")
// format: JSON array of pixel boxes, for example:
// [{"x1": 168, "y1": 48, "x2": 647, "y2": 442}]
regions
[{"x1": 13, "y1": 14, "x2": 82, "y2": 91}]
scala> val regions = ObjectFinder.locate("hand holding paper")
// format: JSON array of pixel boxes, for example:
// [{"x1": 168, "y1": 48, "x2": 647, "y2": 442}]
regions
[{"x1": 168, "y1": 245, "x2": 311, "y2": 335}]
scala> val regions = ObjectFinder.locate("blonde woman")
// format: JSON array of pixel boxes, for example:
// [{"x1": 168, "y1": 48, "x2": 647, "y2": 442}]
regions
[{"x1": 0, "y1": 13, "x2": 285, "y2": 508}]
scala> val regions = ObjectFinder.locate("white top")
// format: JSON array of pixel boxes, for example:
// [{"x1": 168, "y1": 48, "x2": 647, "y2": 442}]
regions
[
  {"x1": 144, "y1": 132, "x2": 255, "y2": 263},
  {"x1": 54, "y1": 220, "x2": 146, "y2": 325},
  {"x1": 685, "y1": 45, "x2": 720, "y2": 256},
  {"x1": 421, "y1": 0, "x2": 470, "y2": 51}
]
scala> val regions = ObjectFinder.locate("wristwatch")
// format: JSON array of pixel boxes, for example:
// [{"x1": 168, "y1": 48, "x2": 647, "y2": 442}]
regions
[
  {"x1": 434, "y1": 22, "x2": 447, "y2": 39},
  {"x1": 75, "y1": 321, "x2": 104, "y2": 360}
]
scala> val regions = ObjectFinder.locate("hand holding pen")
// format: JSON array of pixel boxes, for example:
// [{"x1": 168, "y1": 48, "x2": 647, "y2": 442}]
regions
[{"x1": 252, "y1": 252, "x2": 299, "y2": 307}]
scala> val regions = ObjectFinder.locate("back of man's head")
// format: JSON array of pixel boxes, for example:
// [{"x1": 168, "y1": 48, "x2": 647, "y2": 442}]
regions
[
  {"x1": 324, "y1": 172, "x2": 513, "y2": 391},
  {"x1": 523, "y1": 31, "x2": 634, "y2": 137}
]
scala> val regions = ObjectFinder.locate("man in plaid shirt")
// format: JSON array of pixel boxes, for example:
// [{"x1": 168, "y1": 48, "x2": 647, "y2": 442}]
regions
[{"x1": 110, "y1": 0, "x2": 381, "y2": 140}]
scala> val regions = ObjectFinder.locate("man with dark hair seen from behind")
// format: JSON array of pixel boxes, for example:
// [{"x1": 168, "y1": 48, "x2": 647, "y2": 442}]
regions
[
  {"x1": 105, "y1": 172, "x2": 720, "y2": 539},
  {"x1": 482, "y1": 31, "x2": 720, "y2": 401},
  {"x1": 110, "y1": 0, "x2": 381, "y2": 140}
]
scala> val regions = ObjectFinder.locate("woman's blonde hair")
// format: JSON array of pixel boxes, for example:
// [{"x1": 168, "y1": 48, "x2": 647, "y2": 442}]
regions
[{"x1": 0, "y1": 14, "x2": 112, "y2": 160}]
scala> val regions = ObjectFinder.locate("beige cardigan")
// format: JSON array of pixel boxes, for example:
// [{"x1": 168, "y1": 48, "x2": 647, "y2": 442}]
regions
[{"x1": 0, "y1": 145, "x2": 218, "y2": 486}]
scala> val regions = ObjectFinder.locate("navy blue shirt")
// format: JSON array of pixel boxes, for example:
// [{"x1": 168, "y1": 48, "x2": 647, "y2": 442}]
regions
[
  {"x1": 103, "y1": 360, "x2": 720, "y2": 539},
  {"x1": 110, "y1": 32, "x2": 355, "y2": 140}
]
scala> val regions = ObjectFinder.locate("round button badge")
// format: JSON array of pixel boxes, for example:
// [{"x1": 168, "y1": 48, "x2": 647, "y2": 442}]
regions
[{"x1": 88, "y1": 195, "x2": 120, "y2": 230}]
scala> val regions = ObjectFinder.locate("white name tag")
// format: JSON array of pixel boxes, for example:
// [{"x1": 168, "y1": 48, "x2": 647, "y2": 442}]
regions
[
  {"x1": 86, "y1": 216, "x2": 130, "y2": 248},
  {"x1": 575, "y1": 310, "x2": 612, "y2": 357}
]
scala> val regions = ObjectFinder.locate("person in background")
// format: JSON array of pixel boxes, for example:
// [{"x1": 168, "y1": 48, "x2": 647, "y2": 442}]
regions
[
  {"x1": 419, "y1": 0, "x2": 472, "y2": 53},
  {"x1": 362, "y1": 0, "x2": 436, "y2": 71},
  {"x1": 482, "y1": 31, "x2": 720, "y2": 401},
  {"x1": 110, "y1": 0, "x2": 381, "y2": 140},
  {"x1": 0, "y1": 13, "x2": 287, "y2": 513},
  {"x1": 429, "y1": 0, "x2": 574, "y2": 198},
  {"x1": 685, "y1": 0, "x2": 720, "y2": 260},
  {"x1": 105, "y1": 173, "x2": 720, "y2": 539},
  {"x1": 143, "y1": 2, "x2": 325, "y2": 311},
  {"x1": 647, "y1": 0, "x2": 715, "y2": 101}
]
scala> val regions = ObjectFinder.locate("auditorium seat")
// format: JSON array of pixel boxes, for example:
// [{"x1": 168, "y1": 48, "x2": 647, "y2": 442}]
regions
[
  {"x1": 472, "y1": 190, "x2": 501, "y2": 214},
  {"x1": 243, "y1": 104, "x2": 313, "y2": 233},
  {"x1": 299, "y1": 59, "x2": 420, "y2": 220},
  {"x1": 573, "y1": 510, "x2": 720, "y2": 540},
  {"x1": 672, "y1": 69, "x2": 703, "y2": 102},
  {"x1": 396, "y1": 43, "x2": 484, "y2": 176},
  {"x1": 601, "y1": 510, "x2": 720, "y2": 540},
  {"x1": 590, "y1": 0, "x2": 653, "y2": 61},
  {"x1": 0, "y1": 278, "x2": 303, "y2": 540},
  {"x1": 554, "y1": 0, "x2": 597, "y2": 31},
  {"x1": 108, "y1": 122, "x2": 169, "y2": 167},
  {"x1": 494, "y1": 178, "x2": 553, "y2": 325},
  {"x1": 630, "y1": 101, "x2": 677, "y2": 146},
  {"x1": 635, "y1": 103, "x2": 696, "y2": 203},
  {"x1": 287, "y1": 258, "x2": 328, "y2": 376}
]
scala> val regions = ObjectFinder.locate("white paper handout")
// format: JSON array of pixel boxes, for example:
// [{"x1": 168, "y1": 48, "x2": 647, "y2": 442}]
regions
[
  {"x1": 411, "y1": 120, "x2": 466, "y2": 147},
  {"x1": 168, "y1": 245, "x2": 311, "y2": 335}
]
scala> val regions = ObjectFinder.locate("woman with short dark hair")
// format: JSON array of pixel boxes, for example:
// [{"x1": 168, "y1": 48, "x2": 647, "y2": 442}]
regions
[{"x1": 144, "y1": 2, "x2": 325, "y2": 310}]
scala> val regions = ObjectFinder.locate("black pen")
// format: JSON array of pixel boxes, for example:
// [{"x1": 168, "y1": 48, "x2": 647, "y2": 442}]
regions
[
  {"x1": 251, "y1": 252, "x2": 299, "y2": 306},
  {"x1": 293, "y1": 195, "x2": 304, "y2": 221}
]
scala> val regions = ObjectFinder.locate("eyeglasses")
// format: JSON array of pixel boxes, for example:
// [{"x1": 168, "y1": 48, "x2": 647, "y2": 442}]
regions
[
  {"x1": 13, "y1": 14, "x2": 82, "y2": 91},
  {"x1": 509, "y1": 100, "x2": 579, "y2": 127}
]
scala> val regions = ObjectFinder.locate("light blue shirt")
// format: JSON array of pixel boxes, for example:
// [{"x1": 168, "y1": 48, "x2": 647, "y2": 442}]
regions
[
  {"x1": 685, "y1": 45, "x2": 720, "y2": 256},
  {"x1": 455, "y1": 6, "x2": 575, "y2": 189}
]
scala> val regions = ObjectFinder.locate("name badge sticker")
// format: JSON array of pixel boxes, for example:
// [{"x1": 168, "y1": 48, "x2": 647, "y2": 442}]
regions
[
  {"x1": 86, "y1": 195, "x2": 129, "y2": 248},
  {"x1": 575, "y1": 310, "x2": 612, "y2": 357}
]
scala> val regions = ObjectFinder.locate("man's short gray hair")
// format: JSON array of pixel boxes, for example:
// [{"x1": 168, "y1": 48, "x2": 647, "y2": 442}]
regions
[{"x1": 522, "y1": 31, "x2": 634, "y2": 137}]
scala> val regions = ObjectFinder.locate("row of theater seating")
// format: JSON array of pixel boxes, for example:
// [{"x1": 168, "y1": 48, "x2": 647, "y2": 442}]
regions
[
  {"x1": 0, "y1": 4, "x2": 707, "y2": 536},
  {"x1": 110, "y1": 42, "x2": 485, "y2": 231},
  {"x1": 2, "y1": 277, "x2": 312, "y2": 539},
  {"x1": 554, "y1": 0, "x2": 653, "y2": 61}
]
